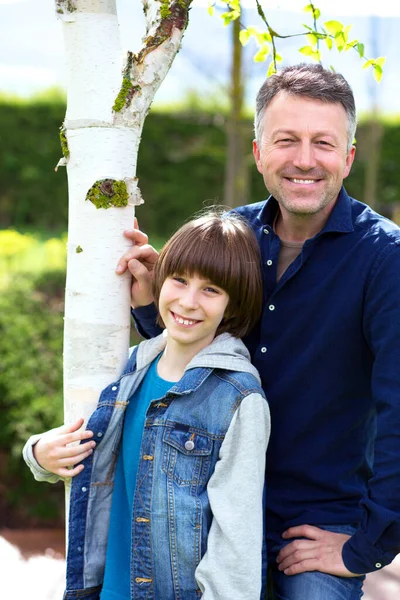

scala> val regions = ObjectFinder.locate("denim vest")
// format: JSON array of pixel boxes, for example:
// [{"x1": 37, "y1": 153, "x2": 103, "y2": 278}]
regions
[{"x1": 63, "y1": 338, "x2": 264, "y2": 600}]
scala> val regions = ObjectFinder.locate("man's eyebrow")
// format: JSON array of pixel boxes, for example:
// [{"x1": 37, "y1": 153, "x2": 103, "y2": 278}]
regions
[{"x1": 271, "y1": 128, "x2": 338, "y2": 139}]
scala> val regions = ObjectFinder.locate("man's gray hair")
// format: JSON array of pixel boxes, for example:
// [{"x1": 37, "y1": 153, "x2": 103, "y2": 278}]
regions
[{"x1": 254, "y1": 63, "x2": 357, "y2": 152}]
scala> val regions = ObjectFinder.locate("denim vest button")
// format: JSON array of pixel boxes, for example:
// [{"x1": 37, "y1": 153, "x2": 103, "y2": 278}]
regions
[
  {"x1": 375, "y1": 562, "x2": 382, "y2": 568},
  {"x1": 111, "y1": 386, "x2": 117, "y2": 391},
  {"x1": 82, "y1": 487, "x2": 87, "y2": 492},
  {"x1": 97, "y1": 432, "x2": 103, "y2": 438},
  {"x1": 185, "y1": 440, "x2": 195, "y2": 451}
]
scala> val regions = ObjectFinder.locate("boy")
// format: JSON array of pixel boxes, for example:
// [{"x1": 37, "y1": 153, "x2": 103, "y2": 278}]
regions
[{"x1": 23, "y1": 211, "x2": 270, "y2": 600}]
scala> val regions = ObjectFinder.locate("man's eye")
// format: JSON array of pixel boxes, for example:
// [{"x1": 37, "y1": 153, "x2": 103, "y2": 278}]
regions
[
  {"x1": 316, "y1": 140, "x2": 331, "y2": 146},
  {"x1": 278, "y1": 138, "x2": 294, "y2": 143}
]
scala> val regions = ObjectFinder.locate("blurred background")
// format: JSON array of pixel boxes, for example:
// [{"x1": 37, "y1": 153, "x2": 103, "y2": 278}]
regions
[{"x1": 1, "y1": 0, "x2": 400, "y2": 597}]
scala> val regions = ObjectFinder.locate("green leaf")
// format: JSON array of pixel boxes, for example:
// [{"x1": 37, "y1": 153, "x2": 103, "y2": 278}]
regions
[
  {"x1": 207, "y1": 3, "x2": 214, "y2": 16},
  {"x1": 303, "y1": 4, "x2": 320, "y2": 17},
  {"x1": 267, "y1": 61, "x2": 277, "y2": 77},
  {"x1": 324, "y1": 20, "x2": 343, "y2": 36},
  {"x1": 343, "y1": 25, "x2": 352, "y2": 41},
  {"x1": 362, "y1": 59, "x2": 374, "y2": 70},
  {"x1": 221, "y1": 10, "x2": 240, "y2": 25},
  {"x1": 373, "y1": 64, "x2": 383, "y2": 83},
  {"x1": 239, "y1": 29, "x2": 251, "y2": 46},
  {"x1": 254, "y1": 43, "x2": 270, "y2": 63},
  {"x1": 306, "y1": 33, "x2": 318, "y2": 47},
  {"x1": 299, "y1": 45, "x2": 314, "y2": 56},
  {"x1": 374, "y1": 56, "x2": 386, "y2": 67},
  {"x1": 324, "y1": 36, "x2": 333, "y2": 50},
  {"x1": 275, "y1": 52, "x2": 283, "y2": 63},
  {"x1": 334, "y1": 32, "x2": 346, "y2": 52},
  {"x1": 302, "y1": 23, "x2": 313, "y2": 31},
  {"x1": 356, "y1": 43, "x2": 365, "y2": 58}
]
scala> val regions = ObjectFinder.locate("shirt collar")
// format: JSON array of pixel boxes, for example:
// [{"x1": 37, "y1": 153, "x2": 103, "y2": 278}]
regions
[{"x1": 258, "y1": 186, "x2": 354, "y2": 236}]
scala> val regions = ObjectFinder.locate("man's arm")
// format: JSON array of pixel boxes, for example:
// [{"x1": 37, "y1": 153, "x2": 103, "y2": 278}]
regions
[{"x1": 277, "y1": 240, "x2": 400, "y2": 576}]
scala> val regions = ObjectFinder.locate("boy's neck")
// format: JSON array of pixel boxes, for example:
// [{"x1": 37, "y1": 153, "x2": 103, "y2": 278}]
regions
[{"x1": 157, "y1": 339, "x2": 206, "y2": 382}]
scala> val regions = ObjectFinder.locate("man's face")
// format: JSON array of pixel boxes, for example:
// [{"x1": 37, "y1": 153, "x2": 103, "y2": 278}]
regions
[{"x1": 253, "y1": 92, "x2": 355, "y2": 220}]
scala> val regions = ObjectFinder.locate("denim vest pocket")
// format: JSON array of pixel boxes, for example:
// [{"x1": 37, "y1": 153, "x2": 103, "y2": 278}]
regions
[{"x1": 162, "y1": 424, "x2": 213, "y2": 486}]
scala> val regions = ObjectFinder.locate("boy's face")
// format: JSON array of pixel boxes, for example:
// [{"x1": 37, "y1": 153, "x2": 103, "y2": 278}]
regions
[{"x1": 158, "y1": 273, "x2": 229, "y2": 354}]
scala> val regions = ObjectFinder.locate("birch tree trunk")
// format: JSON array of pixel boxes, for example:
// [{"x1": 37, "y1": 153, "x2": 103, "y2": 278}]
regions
[{"x1": 55, "y1": 0, "x2": 191, "y2": 500}]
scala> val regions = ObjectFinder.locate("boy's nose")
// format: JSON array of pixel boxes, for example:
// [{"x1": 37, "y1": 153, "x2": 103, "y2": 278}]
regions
[{"x1": 179, "y1": 289, "x2": 199, "y2": 310}]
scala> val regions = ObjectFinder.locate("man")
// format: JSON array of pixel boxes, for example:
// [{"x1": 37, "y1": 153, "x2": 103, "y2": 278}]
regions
[{"x1": 116, "y1": 64, "x2": 400, "y2": 599}]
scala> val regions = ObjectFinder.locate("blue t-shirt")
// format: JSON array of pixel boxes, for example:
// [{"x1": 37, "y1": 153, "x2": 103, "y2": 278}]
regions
[{"x1": 101, "y1": 355, "x2": 173, "y2": 600}]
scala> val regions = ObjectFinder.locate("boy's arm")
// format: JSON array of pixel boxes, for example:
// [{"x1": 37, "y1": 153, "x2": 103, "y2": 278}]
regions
[
  {"x1": 195, "y1": 393, "x2": 270, "y2": 600},
  {"x1": 23, "y1": 419, "x2": 95, "y2": 483}
]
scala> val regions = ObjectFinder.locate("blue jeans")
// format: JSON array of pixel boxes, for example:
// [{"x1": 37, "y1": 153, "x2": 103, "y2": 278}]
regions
[{"x1": 266, "y1": 525, "x2": 365, "y2": 600}]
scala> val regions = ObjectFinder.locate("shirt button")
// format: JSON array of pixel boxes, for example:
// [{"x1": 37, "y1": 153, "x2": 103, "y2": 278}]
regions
[
  {"x1": 269, "y1": 304, "x2": 275, "y2": 311},
  {"x1": 267, "y1": 260, "x2": 273, "y2": 266},
  {"x1": 185, "y1": 440, "x2": 195, "y2": 451},
  {"x1": 263, "y1": 228, "x2": 269, "y2": 235},
  {"x1": 111, "y1": 386, "x2": 117, "y2": 391},
  {"x1": 375, "y1": 562, "x2": 382, "y2": 568},
  {"x1": 261, "y1": 347, "x2": 267, "y2": 353}
]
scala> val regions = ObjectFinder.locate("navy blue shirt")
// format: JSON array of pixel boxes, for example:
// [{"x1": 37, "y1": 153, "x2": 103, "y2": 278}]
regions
[{"x1": 133, "y1": 187, "x2": 400, "y2": 575}]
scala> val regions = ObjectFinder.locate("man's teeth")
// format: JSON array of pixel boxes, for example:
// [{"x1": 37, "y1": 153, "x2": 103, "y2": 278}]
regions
[
  {"x1": 291, "y1": 179, "x2": 316, "y2": 184},
  {"x1": 175, "y1": 315, "x2": 196, "y2": 325}
]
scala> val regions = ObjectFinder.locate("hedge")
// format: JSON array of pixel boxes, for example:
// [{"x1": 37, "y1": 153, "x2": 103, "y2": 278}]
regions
[{"x1": 1, "y1": 97, "x2": 399, "y2": 238}]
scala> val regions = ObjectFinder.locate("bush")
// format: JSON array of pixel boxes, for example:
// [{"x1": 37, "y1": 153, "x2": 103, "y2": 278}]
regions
[{"x1": 0, "y1": 269, "x2": 65, "y2": 524}]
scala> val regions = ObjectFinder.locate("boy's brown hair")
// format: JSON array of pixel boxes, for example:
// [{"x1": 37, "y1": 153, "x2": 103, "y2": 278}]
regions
[{"x1": 153, "y1": 209, "x2": 263, "y2": 338}]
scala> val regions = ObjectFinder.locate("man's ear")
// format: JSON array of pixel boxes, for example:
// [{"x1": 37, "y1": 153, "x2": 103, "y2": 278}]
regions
[
  {"x1": 343, "y1": 145, "x2": 356, "y2": 180},
  {"x1": 253, "y1": 139, "x2": 263, "y2": 175}
]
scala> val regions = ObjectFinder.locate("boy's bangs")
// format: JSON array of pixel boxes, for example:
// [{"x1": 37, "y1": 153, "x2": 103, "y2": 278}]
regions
[{"x1": 163, "y1": 232, "x2": 233, "y2": 292}]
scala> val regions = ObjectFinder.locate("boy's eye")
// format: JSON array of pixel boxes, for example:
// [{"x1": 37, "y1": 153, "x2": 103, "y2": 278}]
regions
[
  {"x1": 172, "y1": 276, "x2": 186, "y2": 284},
  {"x1": 205, "y1": 286, "x2": 220, "y2": 294}
]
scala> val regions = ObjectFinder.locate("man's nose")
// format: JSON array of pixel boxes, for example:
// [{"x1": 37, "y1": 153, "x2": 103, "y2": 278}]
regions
[{"x1": 292, "y1": 141, "x2": 316, "y2": 171}]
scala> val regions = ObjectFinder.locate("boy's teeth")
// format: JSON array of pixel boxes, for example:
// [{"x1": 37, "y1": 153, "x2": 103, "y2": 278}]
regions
[{"x1": 176, "y1": 316, "x2": 195, "y2": 325}]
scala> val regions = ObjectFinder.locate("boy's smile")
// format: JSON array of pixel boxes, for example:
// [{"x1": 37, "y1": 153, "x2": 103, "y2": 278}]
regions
[{"x1": 158, "y1": 274, "x2": 229, "y2": 356}]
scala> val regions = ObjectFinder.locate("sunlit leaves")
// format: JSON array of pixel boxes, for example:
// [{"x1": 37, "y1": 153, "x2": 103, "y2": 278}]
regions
[
  {"x1": 363, "y1": 57, "x2": 386, "y2": 82},
  {"x1": 211, "y1": 1, "x2": 385, "y2": 82},
  {"x1": 299, "y1": 46, "x2": 321, "y2": 61},
  {"x1": 221, "y1": 0, "x2": 240, "y2": 25},
  {"x1": 254, "y1": 43, "x2": 270, "y2": 62},
  {"x1": 303, "y1": 3, "x2": 321, "y2": 19}
]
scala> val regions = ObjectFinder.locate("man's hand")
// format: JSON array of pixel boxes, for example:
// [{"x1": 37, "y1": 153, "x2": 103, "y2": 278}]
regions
[
  {"x1": 276, "y1": 525, "x2": 361, "y2": 578},
  {"x1": 33, "y1": 418, "x2": 95, "y2": 478},
  {"x1": 116, "y1": 218, "x2": 158, "y2": 308}
]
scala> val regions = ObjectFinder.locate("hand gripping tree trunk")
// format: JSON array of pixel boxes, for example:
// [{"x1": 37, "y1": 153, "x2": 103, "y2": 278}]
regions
[{"x1": 55, "y1": 0, "x2": 191, "y2": 503}]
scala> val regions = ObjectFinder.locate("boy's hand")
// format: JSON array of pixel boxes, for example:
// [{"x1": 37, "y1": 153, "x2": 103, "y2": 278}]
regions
[
  {"x1": 116, "y1": 218, "x2": 158, "y2": 308},
  {"x1": 33, "y1": 418, "x2": 95, "y2": 478}
]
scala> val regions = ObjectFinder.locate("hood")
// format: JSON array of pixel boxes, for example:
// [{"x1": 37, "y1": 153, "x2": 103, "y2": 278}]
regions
[{"x1": 134, "y1": 332, "x2": 260, "y2": 384}]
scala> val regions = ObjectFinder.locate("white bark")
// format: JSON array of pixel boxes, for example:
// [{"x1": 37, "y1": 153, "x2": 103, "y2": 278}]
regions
[{"x1": 56, "y1": 0, "x2": 191, "y2": 423}]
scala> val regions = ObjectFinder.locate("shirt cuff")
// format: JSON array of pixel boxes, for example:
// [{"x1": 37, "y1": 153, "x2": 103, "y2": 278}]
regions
[
  {"x1": 131, "y1": 303, "x2": 161, "y2": 339},
  {"x1": 342, "y1": 530, "x2": 395, "y2": 574}
]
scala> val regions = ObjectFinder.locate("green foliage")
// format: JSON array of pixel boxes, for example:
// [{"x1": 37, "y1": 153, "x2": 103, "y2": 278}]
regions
[
  {"x1": 1, "y1": 96, "x2": 400, "y2": 240},
  {"x1": 0, "y1": 98, "x2": 68, "y2": 231},
  {"x1": 0, "y1": 269, "x2": 65, "y2": 522},
  {"x1": 225, "y1": 1, "x2": 385, "y2": 79}
]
